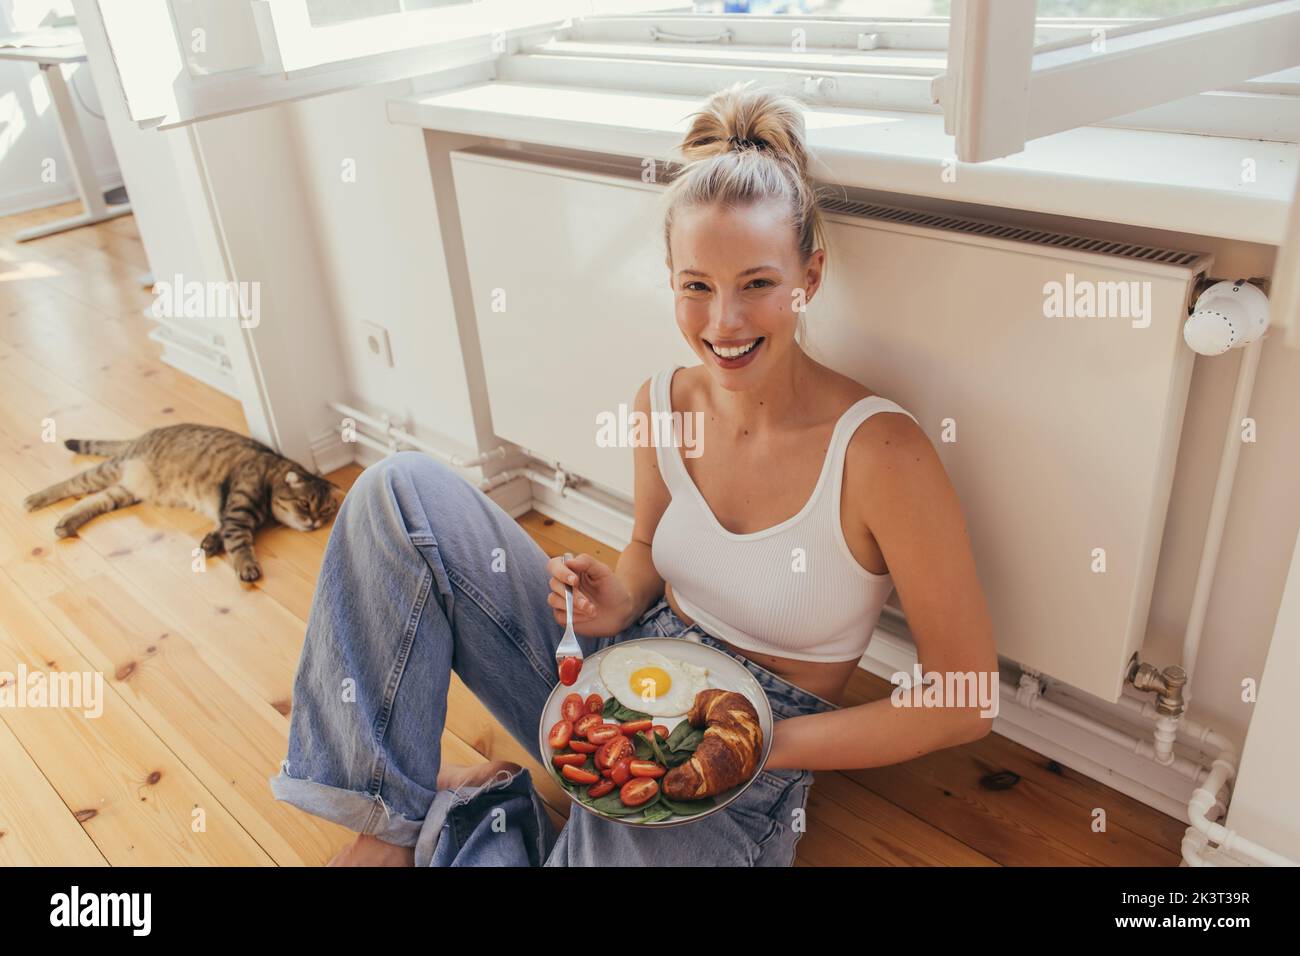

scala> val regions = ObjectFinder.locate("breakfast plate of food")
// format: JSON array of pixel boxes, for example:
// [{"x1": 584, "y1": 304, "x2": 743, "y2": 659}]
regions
[{"x1": 538, "y1": 637, "x2": 774, "y2": 827}]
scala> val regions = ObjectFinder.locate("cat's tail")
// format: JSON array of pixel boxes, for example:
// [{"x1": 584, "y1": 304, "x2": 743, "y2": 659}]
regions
[{"x1": 64, "y1": 438, "x2": 131, "y2": 456}]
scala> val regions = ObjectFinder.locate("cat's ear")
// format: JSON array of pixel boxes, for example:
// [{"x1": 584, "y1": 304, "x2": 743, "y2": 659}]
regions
[{"x1": 285, "y1": 471, "x2": 302, "y2": 487}]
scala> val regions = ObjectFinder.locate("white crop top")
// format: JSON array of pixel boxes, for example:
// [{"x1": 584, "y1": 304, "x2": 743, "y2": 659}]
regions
[{"x1": 649, "y1": 364, "x2": 918, "y2": 663}]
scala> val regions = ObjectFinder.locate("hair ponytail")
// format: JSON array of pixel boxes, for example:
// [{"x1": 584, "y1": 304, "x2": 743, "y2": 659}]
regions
[{"x1": 662, "y1": 81, "x2": 828, "y2": 347}]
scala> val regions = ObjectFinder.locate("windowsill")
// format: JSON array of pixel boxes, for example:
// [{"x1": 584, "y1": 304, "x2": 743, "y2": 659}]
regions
[{"x1": 388, "y1": 80, "x2": 1296, "y2": 247}]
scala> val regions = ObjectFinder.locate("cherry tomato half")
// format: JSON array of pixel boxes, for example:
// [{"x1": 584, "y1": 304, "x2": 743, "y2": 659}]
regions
[
  {"x1": 547, "y1": 719, "x2": 573, "y2": 750},
  {"x1": 619, "y1": 719, "x2": 653, "y2": 736},
  {"x1": 560, "y1": 693, "x2": 585, "y2": 722},
  {"x1": 587, "y1": 777, "x2": 616, "y2": 798},
  {"x1": 609, "y1": 756, "x2": 632, "y2": 785},
  {"x1": 552, "y1": 752, "x2": 588, "y2": 767},
  {"x1": 652, "y1": 725, "x2": 670, "y2": 739},
  {"x1": 562, "y1": 764, "x2": 600, "y2": 785},
  {"x1": 595, "y1": 734, "x2": 634, "y2": 770},
  {"x1": 629, "y1": 759, "x2": 665, "y2": 779},
  {"x1": 585, "y1": 694, "x2": 604, "y2": 714},
  {"x1": 619, "y1": 777, "x2": 659, "y2": 807},
  {"x1": 567, "y1": 739, "x2": 598, "y2": 754},
  {"x1": 586, "y1": 723, "x2": 621, "y2": 745},
  {"x1": 572, "y1": 713, "x2": 603, "y2": 739}
]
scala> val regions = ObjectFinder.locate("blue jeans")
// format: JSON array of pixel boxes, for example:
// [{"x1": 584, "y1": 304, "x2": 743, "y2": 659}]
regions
[{"x1": 268, "y1": 451, "x2": 839, "y2": 866}]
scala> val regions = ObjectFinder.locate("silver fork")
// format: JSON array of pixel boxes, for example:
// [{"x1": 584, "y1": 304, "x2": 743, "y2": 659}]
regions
[{"x1": 554, "y1": 552, "x2": 583, "y2": 674}]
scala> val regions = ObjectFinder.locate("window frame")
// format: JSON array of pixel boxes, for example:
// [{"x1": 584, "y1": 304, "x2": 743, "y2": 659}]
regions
[
  {"x1": 937, "y1": 0, "x2": 1300, "y2": 161},
  {"x1": 520, "y1": 11, "x2": 1300, "y2": 143}
]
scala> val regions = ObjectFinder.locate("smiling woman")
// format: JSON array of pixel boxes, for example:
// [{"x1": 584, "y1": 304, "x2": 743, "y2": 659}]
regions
[
  {"x1": 270, "y1": 80, "x2": 995, "y2": 869},
  {"x1": 620, "y1": 79, "x2": 998, "y2": 747}
]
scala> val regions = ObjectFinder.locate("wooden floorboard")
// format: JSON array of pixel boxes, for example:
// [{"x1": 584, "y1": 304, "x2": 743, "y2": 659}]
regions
[{"x1": 0, "y1": 207, "x2": 1184, "y2": 865}]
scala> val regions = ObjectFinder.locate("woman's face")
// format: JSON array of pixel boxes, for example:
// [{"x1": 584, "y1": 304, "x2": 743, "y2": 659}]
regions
[{"x1": 668, "y1": 201, "x2": 823, "y2": 391}]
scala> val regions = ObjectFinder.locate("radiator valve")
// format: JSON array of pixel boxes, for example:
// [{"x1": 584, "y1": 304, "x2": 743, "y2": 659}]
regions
[
  {"x1": 1126, "y1": 659, "x2": 1188, "y2": 718},
  {"x1": 1184, "y1": 279, "x2": 1269, "y2": 355}
]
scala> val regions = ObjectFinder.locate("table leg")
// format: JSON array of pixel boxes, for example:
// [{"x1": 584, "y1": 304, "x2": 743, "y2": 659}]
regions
[{"x1": 16, "y1": 61, "x2": 131, "y2": 242}]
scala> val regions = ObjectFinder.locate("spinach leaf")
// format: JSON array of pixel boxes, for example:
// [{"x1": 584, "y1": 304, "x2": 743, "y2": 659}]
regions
[
  {"x1": 602, "y1": 698, "x2": 653, "y2": 722},
  {"x1": 662, "y1": 748, "x2": 693, "y2": 768},
  {"x1": 640, "y1": 803, "x2": 674, "y2": 824},
  {"x1": 590, "y1": 791, "x2": 657, "y2": 816},
  {"x1": 664, "y1": 720, "x2": 695, "y2": 751},
  {"x1": 672, "y1": 726, "x2": 706, "y2": 753},
  {"x1": 632, "y1": 732, "x2": 655, "y2": 761},
  {"x1": 647, "y1": 731, "x2": 670, "y2": 767}
]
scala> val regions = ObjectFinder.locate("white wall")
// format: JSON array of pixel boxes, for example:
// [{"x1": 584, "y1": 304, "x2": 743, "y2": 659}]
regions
[
  {"x1": 0, "y1": 0, "x2": 119, "y2": 215},
  {"x1": 1228, "y1": 526, "x2": 1300, "y2": 861},
  {"x1": 286, "y1": 79, "x2": 479, "y2": 452}
]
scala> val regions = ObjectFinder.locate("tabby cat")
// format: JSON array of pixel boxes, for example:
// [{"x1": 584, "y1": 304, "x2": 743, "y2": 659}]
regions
[{"x1": 22, "y1": 423, "x2": 342, "y2": 582}]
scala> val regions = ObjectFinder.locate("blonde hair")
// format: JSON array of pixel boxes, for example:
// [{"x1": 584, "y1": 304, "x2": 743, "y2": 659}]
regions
[{"x1": 662, "y1": 81, "x2": 829, "y2": 348}]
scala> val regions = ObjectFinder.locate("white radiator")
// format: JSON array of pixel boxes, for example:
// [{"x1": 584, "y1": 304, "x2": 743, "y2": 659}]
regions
[{"x1": 451, "y1": 146, "x2": 1211, "y2": 702}]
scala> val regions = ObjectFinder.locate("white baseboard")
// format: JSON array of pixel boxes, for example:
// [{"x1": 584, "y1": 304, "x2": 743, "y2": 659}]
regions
[
  {"x1": 309, "y1": 429, "x2": 359, "y2": 476},
  {"x1": 150, "y1": 335, "x2": 240, "y2": 400},
  {"x1": 528, "y1": 482, "x2": 633, "y2": 550},
  {"x1": 484, "y1": 473, "x2": 535, "y2": 518}
]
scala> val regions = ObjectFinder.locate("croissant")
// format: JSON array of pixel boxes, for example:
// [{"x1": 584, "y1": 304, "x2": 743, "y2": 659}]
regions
[{"x1": 662, "y1": 689, "x2": 763, "y2": 799}]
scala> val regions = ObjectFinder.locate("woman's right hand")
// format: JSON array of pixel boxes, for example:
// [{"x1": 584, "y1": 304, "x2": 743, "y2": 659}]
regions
[{"x1": 546, "y1": 552, "x2": 635, "y2": 638}]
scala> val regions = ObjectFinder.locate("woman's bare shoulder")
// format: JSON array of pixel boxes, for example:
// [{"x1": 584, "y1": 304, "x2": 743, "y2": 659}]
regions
[{"x1": 844, "y1": 397, "x2": 933, "y2": 493}]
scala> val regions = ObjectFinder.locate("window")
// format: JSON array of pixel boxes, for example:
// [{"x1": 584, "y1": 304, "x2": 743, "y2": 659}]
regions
[
  {"x1": 83, "y1": 0, "x2": 1300, "y2": 146},
  {"x1": 504, "y1": 1, "x2": 1297, "y2": 143},
  {"x1": 938, "y1": 0, "x2": 1300, "y2": 161}
]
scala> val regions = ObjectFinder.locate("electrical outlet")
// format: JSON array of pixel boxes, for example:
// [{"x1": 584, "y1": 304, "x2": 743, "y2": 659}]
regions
[{"x1": 360, "y1": 321, "x2": 394, "y2": 368}]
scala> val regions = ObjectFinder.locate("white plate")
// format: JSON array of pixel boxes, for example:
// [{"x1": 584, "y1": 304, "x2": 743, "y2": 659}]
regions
[{"x1": 538, "y1": 636, "x2": 773, "y2": 827}]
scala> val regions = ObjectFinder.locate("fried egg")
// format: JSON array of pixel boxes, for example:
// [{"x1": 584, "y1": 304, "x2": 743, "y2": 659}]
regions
[{"x1": 598, "y1": 645, "x2": 709, "y2": 717}]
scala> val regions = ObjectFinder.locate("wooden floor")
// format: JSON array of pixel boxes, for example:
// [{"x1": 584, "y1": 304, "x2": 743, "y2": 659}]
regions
[{"x1": 0, "y1": 203, "x2": 1186, "y2": 866}]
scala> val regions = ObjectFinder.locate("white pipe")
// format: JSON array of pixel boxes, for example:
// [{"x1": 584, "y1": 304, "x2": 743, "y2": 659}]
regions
[
  {"x1": 1181, "y1": 335, "x2": 1265, "y2": 696},
  {"x1": 1018, "y1": 675, "x2": 1295, "y2": 866},
  {"x1": 1107, "y1": 329, "x2": 1269, "y2": 864},
  {"x1": 450, "y1": 446, "x2": 509, "y2": 469},
  {"x1": 328, "y1": 400, "x2": 496, "y2": 469},
  {"x1": 486, "y1": 464, "x2": 633, "y2": 526},
  {"x1": 526, "y1": 467, "x2": 632, "y2": 524},
  {"x1": 1182, "y1": 827, "x2": 1214, "y2": 866},
  {"x1": 1015, "y1": 675, "x2": 1209, "y2": 782},
  {"x1": 1115, "y1": 689, "x2": 1238, "y2": 761},
  {"x1": 328, "y1": 400, "x2": 395, "y2": 443},
  {"x1": 348, "y1": 431, "x2": 396, "y2": 460}
]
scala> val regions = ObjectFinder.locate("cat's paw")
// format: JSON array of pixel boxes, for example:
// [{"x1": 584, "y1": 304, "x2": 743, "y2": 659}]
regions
[
  {"x1": 237, "y1": 562, "x2": 262, "y2": 583},
  {"x1": 22, "y1": 494, "x2": 45, "y2": 512},
  {"x1": 53, "y1": 521, "x2": 79, "y2": 539},
  {"x1": 200, "y1": 532, "x2": 224, "y2": 556}
]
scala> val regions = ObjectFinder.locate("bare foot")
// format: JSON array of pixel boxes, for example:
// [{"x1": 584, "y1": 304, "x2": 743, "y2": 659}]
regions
[
  {"x1": 327, "y1": 833, "x2": 415, "y2": 867},
  {"x1": 437, "y1": 759, "x2": 522, "y2": 792}
]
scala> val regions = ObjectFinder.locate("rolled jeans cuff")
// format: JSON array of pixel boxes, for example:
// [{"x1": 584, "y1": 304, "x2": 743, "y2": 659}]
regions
[
  {"x1": 415, "y1": 766, "x2": 556, "y2": 867},
  {"x1": 268, "y1": 761, "x2": 425, "y2": 848}
]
